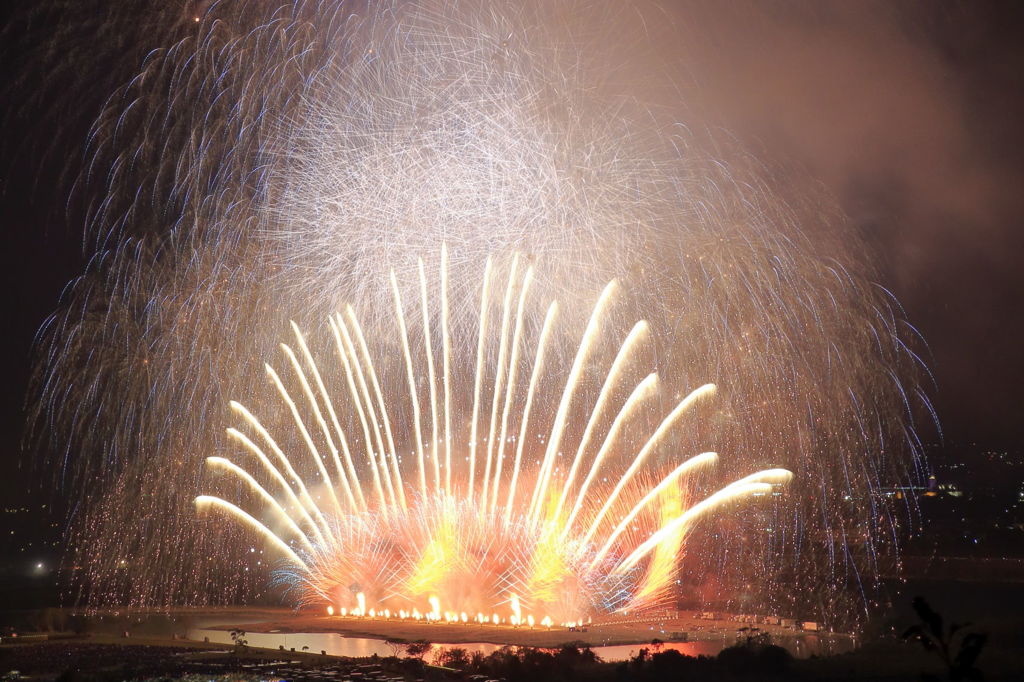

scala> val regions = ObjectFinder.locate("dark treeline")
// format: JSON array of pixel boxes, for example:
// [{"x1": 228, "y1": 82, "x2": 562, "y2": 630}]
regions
[{"x1": 428, "y1": 637, "x2": 792, "y2": 682}]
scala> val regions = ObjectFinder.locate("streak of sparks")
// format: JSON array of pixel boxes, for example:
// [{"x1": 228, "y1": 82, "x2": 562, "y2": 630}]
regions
[{"x1": 198, "y1": 255, "x2": 791, "y2": 622}]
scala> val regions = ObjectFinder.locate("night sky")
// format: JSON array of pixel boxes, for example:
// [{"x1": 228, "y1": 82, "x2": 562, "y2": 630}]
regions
[{"x1": 1, "y1": 0, "x2": 1022, "y2": 537}]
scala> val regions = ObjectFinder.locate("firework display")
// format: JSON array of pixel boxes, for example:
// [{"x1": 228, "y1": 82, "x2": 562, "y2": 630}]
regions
[
  {"x1": 197, "y1": 253, "x2": 792, "y2": 622},
  {"x1": 24, "y1": 1, "x2": 931, "y2": 625}
]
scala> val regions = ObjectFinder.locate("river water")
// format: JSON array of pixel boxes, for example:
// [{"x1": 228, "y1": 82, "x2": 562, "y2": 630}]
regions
[{"x1": 187, "y1": 627, "x2": 849, "y2": 662}]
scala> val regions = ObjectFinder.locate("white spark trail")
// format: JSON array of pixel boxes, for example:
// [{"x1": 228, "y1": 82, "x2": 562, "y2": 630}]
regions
[
  {"x1": 230, "y1": 400, "x2": 334, "y2": 544},
  {"x1": 195, "y1": 496, "x2": 309, "y2": 571},
  {"x1": 344, "y1": 307, "x2": 407, "y2": 508},
  {"x1": 504, "y1": 300, "x2": 558, "y2": 524},
  {"x1": 467, "y1": 257, "x2": 493, "y2": 501},
  {"x1": 440, "y1": 244, "x2": 453, "y2": 496},
  {"x1": 391, "y1": 271, "x2": 427, "y2": 500},
  {"x1": 205, "y1": 456, "x2": 317, "y2": 556},
  {"x1": 417, "y1": 260, "x2": 442, "y2": 490},
  {"x1": 587, "y1": 451, "x2": 718, "y2": 570},
  {"x1": 553, "y1": 320, "x2": 649, "y2": 522},
  {"x1": 278, "y1": 342, "x2": 352, "y2": 513},
  {"x1": 328, "y1": 315, "x2": 385, "y2": 508},
  {"x1": 561, "y1": 372, "x2": 659, "y2": 535},
  {"x1": 290, "y1": 321, "x2": 365, "y2": 512},
  {"x1": 482, "y1": 255, "x2": 519, "y2": 507},
  {"x1": 581, "y1": 383, "x2": 717, "y2": 546},
  {"x1": 613, "y1": 481, "x2": 776, "y2": 574},
  {"x1": 225, "y1": 427, "x2": 327, "y2": 549},
  {"x1": 529, "y1": 280, "x2": 618, "y2": 523},
  {"x1": 489, "y1": 266, "x2": 533, "y2": 513}
]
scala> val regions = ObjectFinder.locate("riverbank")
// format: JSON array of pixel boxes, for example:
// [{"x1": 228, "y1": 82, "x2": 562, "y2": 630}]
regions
[{"x1": 202, "y1": 611, "x2": 848, "y2": 654}]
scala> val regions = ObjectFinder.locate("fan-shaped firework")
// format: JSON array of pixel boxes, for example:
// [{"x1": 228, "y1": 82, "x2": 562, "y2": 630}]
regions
[
  {"x1": 20, "y1": 0, "x2": 932, "y2": 626},
  {"x1": 197, "y1": 254, "x2": 792, "y2": 622}
]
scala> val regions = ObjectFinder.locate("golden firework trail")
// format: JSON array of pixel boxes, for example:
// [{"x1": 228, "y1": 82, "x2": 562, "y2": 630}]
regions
[{"x1": 197, "y1": 252, "x2": 791, "y2": 623}]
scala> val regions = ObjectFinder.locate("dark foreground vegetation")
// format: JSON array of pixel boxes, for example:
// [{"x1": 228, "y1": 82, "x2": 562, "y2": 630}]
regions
[
  {"x1": 0, "y1": 638, "x2": 794, "y2": 682},
  {"x1": 1, "y1": 598, "x2": 1020, "y2": 681},
  {"x1": 0, "y1": 633, "x2": 1017, "y2": 682},
  {"x1": 1, "y1": 641, "x2": 415, "y2": 682},
  {"x1": 431, "y1": 637, "x2": 793, "y2": 681}
]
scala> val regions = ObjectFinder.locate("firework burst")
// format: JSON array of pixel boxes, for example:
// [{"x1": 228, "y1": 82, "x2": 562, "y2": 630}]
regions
[
  {"x1": 197, "y1": 253, "x2": 792, "y2": 622},
  {"x1": 17, "y1": 0, "x2": 933, "y2": 626}
]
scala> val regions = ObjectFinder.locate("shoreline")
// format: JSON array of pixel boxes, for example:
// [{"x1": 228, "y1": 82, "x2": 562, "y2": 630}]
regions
[{"x1": 198, "y1": 613, "x2": 849, "y2": 650}]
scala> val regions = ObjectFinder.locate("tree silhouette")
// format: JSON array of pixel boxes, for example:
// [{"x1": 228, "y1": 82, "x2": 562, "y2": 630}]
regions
[
  {"x1": 385, "y1": 638, "x2": 407, "y2": 658},
  {"x1": 229, "y1": 629, "x2": 247, "y2": 654},
  {"x1": 903, "y1": 596, "x2": 987, "y2": 682},
  {"x1": 434, "y1": 646, "x2": 471, "y2": 669},
  {"x1": 404, "y1": 640, "x2": 432, "y2": 660}
]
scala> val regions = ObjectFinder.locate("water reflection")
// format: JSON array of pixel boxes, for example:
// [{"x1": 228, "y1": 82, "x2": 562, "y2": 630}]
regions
[{"x1": 188, "y1": 627, "x2": 850, "y2": 662}]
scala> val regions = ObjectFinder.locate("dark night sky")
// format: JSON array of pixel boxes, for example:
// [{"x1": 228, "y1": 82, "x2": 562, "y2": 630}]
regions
[
  {"x1": 1, "y1": 0, "x2": 1022, "y2": 520},
  {"x1": 673, "y1": 2, "x2": 1024, "y2": 456}
]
